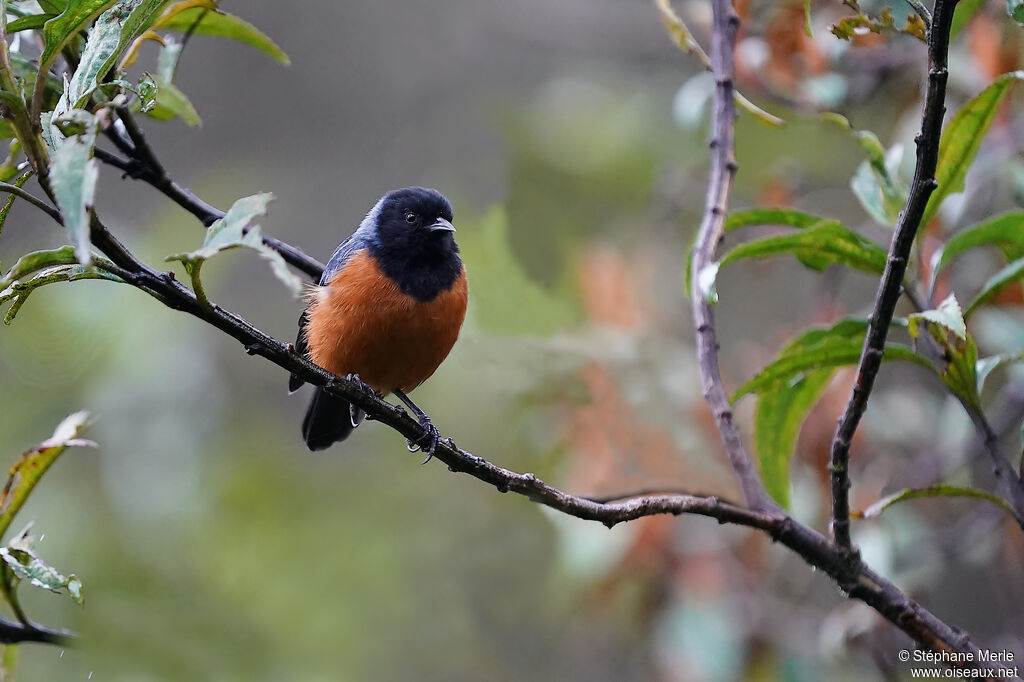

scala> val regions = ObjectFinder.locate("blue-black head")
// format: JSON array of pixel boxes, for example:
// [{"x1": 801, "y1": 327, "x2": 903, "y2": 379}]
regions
[{"x1": 363, "y1": 187, "x2": 462, "y2": 302}]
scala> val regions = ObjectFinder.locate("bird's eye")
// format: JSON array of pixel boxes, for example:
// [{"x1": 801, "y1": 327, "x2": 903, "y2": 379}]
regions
[{"x1": 404, "y1": 212, "x2": 417, "y2": 225}]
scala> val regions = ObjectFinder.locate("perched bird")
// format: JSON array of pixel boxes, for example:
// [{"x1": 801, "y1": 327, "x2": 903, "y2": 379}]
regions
[{"x1": 290, "y1": 187, "x2": 467, "y2": 456}]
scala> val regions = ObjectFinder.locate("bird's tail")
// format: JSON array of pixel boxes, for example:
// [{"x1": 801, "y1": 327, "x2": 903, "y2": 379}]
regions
[{"x1": 302, "y1": 388, "x2": 355, "y2": 451}]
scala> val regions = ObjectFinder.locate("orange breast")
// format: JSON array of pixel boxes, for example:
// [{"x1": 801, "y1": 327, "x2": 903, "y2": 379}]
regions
[{"x1": 304, "y1": 250, "x2": 468, "y2": 394}]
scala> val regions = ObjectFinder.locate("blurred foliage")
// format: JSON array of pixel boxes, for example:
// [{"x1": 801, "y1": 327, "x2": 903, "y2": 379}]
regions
[{"x1": 0, "y1": 0, "x2": 1023, "y2": 681}]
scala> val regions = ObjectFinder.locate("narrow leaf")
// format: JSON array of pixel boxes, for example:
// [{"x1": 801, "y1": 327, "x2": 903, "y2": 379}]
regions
[
  {"x1": 922, "y1": 71, "x2": 1024, "y2": 226},
  {"x1": 724, "y1": 207, "x2": 826, "y2": 232},
  {"x1": 157, "y1": 7, "x2": 289, "y2": 64},
  {"x1": 1, "y1": 263, "x2": 123, "y2": 323},
  {"x1": 166, "y1": 193, "x2": 302, "y2": 296},
  {"x1": 0, "y1": 530, "x2": 83, "y2": 604},
  {"x1": 733, "y1": 319, "x2": 933, "y2": 400},
  {"x1": 63, "y1": 0, "x2": 171, "y2": 111},
  {"x1": 48, "y1": 111, "x2": 99, "y2": 265},
  {"x1": 0, "y1": 170, "x2": 34, "y2": 235},
  {"x1": 754, "y1": 368, "x2": 832, "y2": 509},
  {"x1": 855, "y1": 485, "x2": 1018, "y2": 521},
  {"x1": 718, "y1": 220, "x2": 888, "y2": 274},
  {"x1": 33, "y1": 0, "x2": 119, "y2": 114},
  {"x1": 0, "y1": 412, "x2": 94, "y2": 539},
  {"x1": 931, "y1": 211, "x2": 1024, "y2": 276},
  {"x1": 0, "y1": 246, "x2": 78, "y2": 288},
  {"x1": 966, "y1": 255, "x2": 1024, "y2": 316},
  {"x1": 908, "y1": 293, "x2": 967, "y2": 340},
  {"x1": 140, "y1": 76, "x2": 200, "y2": 125}
]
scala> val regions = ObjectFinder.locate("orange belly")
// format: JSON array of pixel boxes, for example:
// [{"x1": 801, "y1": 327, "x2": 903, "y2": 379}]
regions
[{"x1": 305, "y1": 250, "x2": 468, "y2": 394}]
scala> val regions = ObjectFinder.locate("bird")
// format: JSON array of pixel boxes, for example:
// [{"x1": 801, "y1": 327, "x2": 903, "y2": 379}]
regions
[{"x1": 289, "y1": 186, "x2": 468, "y2": 457}]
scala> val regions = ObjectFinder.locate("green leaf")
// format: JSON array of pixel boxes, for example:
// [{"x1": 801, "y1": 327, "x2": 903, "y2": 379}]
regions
[
  {"x1": 158, "y1": 7, "x2": 289, "y2": 64},
  {"x1": 140, "y1": 76, "x2": 200, "y2": 125},
  {"x1": 908, "y1": 294, "x2": 981, "y2": 410},
  {"x1": 166, "y1": 193, "x2": 303, "y2": 296},
  {"x1": 951, "y1": 0, "x2": 988, "y2": 36},
  {"x1": 932, "y1": 211, "x2": 1024, "y2": 277},
  {"x1": 724, "y1": 207, "x2": 826, "y2": 232},
  {"x1": 0, "y1": 527, "x2": 84, "y2": 604},
  {"x1": 687, "y1": 208, "x2": 887, "y2": 298},
  {"x1": 0, "y1": 170, "x2": 34, "y2": 236},
  {"x1": 975, "y1": 352, "x2": 1024, "y2": 395},
  {"x1": 0, "y1": 412, "x2": 94, "y2": 540},
  {"x1": 855, "y1": 484, "x2": 1019, "y2": 521},
  {"x1": 824, "y1": 113, "x2": 909, "y2": 226},
  {"x1": 48, "y1": 110, "x2": 99, "y2": 265},
  {"x1": 966, "y1": 255, "x2": 1024, "y2": 316},
  {"x1": 908, "y1": 292, "x2": 967, "y2": 340},
  {"x1": 733, "y1": 319, "x2": 932, "y2": 400},
  {"x1": 850, "y1": 144, "x2": 907, "y2": 226},
  {"x1": 6, "y1": 14, "x2": 54, "y2": 33},
  {"x1": 137, "y1": 72, "x2": 157, "y2": 112},
  {"x1": 737, "y1": 319, "x2": 932, "y2": 508},
  {"x1": 718, "y1": 219, "x2": 888, "y2": 274},
  {"x1": 0, "y1": 262, "x2": 122, "y2": 323},
  {"x1": 802, "y1": 0, "x2": 813, "y2": 37},
  {"x1": 0, "y1": 246, "x2": 78, "y2": 289},
  {"x1": 754, "y1": 368, "x2": 832, "y2": 509},
  {"x1": 33, "y1": 0, "x2": 120, "y2": 114},
  {"x1": 922, "y1": 71, "x2": 1024, "y2": 227},
  {"x1": 1009, "y1": 0, "x2": 1024, "y2": 24},
  {"x1": 62, "y1": 0, "x2": 171, "y2": 112}
]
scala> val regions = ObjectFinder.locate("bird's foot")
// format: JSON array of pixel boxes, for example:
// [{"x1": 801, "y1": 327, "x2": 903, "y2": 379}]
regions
[
  {"x1": 405, "y1": 416, "x2": 440, "y2": 464},
  {"x1": 345, "y1": 373, "x2": 376, "y2": 427}
]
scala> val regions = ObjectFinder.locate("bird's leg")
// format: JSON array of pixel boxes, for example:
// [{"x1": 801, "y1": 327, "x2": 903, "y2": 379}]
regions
[
  {"x1": 393, "y1": 390, "x2": 440, "y2": 464},
  {"x1": 345, "y1": 373, "x2": 376, "y2": 427}
]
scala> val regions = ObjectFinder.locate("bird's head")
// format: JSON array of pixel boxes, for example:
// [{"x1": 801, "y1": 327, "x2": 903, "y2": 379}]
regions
[{"x1": 367, "y1": 187, "x2": 457, "y2": 253}]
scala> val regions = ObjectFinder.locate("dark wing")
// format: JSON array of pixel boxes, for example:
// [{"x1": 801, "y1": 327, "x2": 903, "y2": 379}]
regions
[{"x1": 288, "y1": 232, "x2": 369, "y2": 393}]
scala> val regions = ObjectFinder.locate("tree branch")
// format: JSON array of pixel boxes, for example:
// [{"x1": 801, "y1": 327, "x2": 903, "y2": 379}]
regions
[
  {"x1": 828, "y1": 0, "x2": 957, "y2": 550},
  {"x1": 0, "y1": 617, "x2": 72, "y2": 646},
  {"x1": 688, "y1": 0, "x2": 775, "y2": 512},
  {"x1": 78, "y1": 207, "x2": 1010, "y2": 676},
  {"x1": 99, "y1": 111, "x2": 325, "y2": 280}
]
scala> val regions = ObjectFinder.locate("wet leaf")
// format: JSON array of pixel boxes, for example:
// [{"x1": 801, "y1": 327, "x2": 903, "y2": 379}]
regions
[
  {"x1": 733, "y1": 319, "x2": 932, "y2": 400},
  {"x1": 908, "y1": 293, "x2": 967, "y2": 341},
  {"x1": 166, "y1": 193, "x2": 302, "y2": 296},
  {"x1": 932, "y1": 211, "x2": 1024, "y2": 277},
  {"x1": 922, "y1": 72, "x2": 1024, "y2": 227},
  {"x1": 855, "y1": 485, "x2": 1018, "y2": 521},
  {"x1": 61, "y1": 0, "x2": 170, "y2": 112},
  {"x1": 908, "y1": 294, "x2": 981, "y2": 410},
  {"x1": 33, "y1": 0, "x2": 119, "y2": 114},
  {"x1": 137, "y1": 72, "x2": 157, "y2": 112},
  {"x1": 717, "y1": 219, "x2": 888, "y2": 274},
  {"x1": 1009, "y1": 0, "x2": 1024, "y2": 24},
  {"x1": 966, "y1": 255, "x2": 1024, "y2": 316},
  {"x1": 48, "y1": 110, "x2": 99, "y2": 265},
  {"x1": 0, "y1": 528, "x2": 83, "y2": 604},
  {"x1": 157, "y1": 6, "x2": 289, "y2": 64},
  {"x1": 139, "y1": 76, "x2": 200, "y2": 125},
  {"x1": 754, "y1": 367, "x2": 832, "y2": 509},
  {"x1": 736, "y1": 319, "x2": 931, "y2": 508},
  {"x1": 0, "y1": 246, "x2": 78, "y2": 288},
  {"x1": 0, "y1": 170, "x2": 34, "y2": 235},
  {"x1": 0, "y1": 412, "x2": 94, "y2": 540},
  {"x1": 1, "y1": 262, "x2": 123, "y2": 323}
]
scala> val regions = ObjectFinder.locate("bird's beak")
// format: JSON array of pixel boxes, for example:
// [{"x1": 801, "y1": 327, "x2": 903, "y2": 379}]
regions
[{"x1": 429, "y1": 217, "x2": 456, "y2": 233}]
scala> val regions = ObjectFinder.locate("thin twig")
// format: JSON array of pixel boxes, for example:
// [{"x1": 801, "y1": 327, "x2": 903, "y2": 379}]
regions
[
  {"x1": 0, "y1": 182, "x2": 60, "y2": 222},
  {"x1": 688, "y1": 0, "x2": 775, "y2": 512},
  {"x1": 100, "y1": 111, "x2": 325, "y2": 279},
  {"x1": 828, "y1": 0, "x2": 958, "y2": 551}
]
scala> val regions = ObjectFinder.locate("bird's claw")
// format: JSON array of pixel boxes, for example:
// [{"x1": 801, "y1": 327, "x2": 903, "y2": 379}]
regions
[{"x1": 405, "y1": 417, "x2": 440, "y2": 464}]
